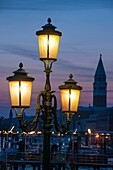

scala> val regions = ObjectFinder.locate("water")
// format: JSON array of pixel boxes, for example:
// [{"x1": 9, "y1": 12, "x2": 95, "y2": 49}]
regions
[
  {"x1": 6, "y1": 163, "x2": 113, "y2": 170},
  {"x1": 16, "y1": 166, "x2": 113, "y2": 170},
  {"x1": 8, "y1": 165, "x2": 42, "y2": 170},
  {"x1": 78, "y1": 168, "x2": 113, "y2": 170}
]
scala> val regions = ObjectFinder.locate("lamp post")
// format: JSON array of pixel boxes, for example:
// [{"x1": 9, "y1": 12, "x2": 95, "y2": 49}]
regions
[{"x1": 7, "y1": 18, "x2": 82, "y2": 170}]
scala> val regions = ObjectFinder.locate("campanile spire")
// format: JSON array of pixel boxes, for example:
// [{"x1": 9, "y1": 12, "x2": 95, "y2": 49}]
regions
[{"x1": 93, "y1": 54, "x2": 107, "y2": 107}]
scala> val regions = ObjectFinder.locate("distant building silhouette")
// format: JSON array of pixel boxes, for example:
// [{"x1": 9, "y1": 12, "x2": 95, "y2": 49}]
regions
[
  {"x1": 93, "y1": 54, "x2": 107, "y2": 107},
  {"x1": 73, "y1": 55, "x2": 113, "y2": 133},
  {"x1": 9, "y1": 108, "x2": 13, "y2": 119}
]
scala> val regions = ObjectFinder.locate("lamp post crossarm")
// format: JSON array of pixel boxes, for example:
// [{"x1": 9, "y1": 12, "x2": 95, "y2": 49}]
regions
[
  {"x1": 13, "y1": 92, "x2": 43, "y2": 132},
  {"x1": 18, "y1": 112, "x2": 40, "y2": 133},
  {"x1": 52, "y1": 94, "x2": 62, "y2": 133},
  {"x1": 51, "y1": 94, "x2": 69, "y2": 134}
]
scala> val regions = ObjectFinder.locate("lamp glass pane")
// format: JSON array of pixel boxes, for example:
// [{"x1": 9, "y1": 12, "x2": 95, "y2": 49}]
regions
[
  {"x1": 21, "y1": 81, "x2": 32, "y2": 107},
  {"x1": 9, "y1": 81, "x2": 19, "y2": 106},
  {"x1": 38, "y1": 35, "x2": 60, "y2": 60},
  {"x1": 70, "y1": 89, "x2": 80, "y2": 112},
  {"x1": 49, "y1": 35, "x2": 60, "y2": 59},
  {"x1": 60, "y1": 89, "x2": 80, "y2": 113},
  {"x1": 60, "y1": 89, "x2": 69, "y2": 112},
  {"x1": 38, "y1": 35, "x2": 47, "y2": 59},
  {"x1": 9, "y1": 81, "x2": 32, "y2": 107}
]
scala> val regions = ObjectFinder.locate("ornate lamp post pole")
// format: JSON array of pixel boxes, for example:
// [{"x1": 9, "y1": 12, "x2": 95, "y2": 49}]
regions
[
  {"x1": 36, "y1": 18, "x2": 62, "y2": 170},
  {"x1": 7, "y1": 18, "x2": 82, "y2": 170}
]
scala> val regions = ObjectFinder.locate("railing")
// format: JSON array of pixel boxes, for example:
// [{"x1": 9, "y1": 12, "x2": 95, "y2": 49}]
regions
[
  {"x1": 1, "y1": 151, "x2": 113, "y2": 170},
  {"x1": 50, "y1": 153, "x2": 108, "y2": 164},
  {"x1": 74, "y1": 154, "x2": 108, "y2": 164},
  {"x1": 8, "y1": 152, "x2": 43, "y2": 162},
  {"x1": 6, "y1": 152, "x2": 108, "y2": 164}
]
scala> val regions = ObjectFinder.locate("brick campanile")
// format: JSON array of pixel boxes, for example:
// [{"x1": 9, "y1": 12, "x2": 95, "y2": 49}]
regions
[{"x1": 93, "y1": 54, "x2": 107, "y2": 107}]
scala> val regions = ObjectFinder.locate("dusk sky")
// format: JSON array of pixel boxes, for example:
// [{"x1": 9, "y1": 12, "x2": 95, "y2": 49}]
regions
[{"x1": 0, "y1": 0, "x2": 113, "y2": 117}]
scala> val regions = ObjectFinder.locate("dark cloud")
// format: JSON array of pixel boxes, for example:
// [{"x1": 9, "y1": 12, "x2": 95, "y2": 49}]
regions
[
  {"x1": 1, "y1": 43, "x2": 113, "y2": 89},
  {"x1": 0, "y1": 43, "x2": 94, "y2": 79},
  {"x1": 56, "y1": 58, "x2": 94, "y2": 76},
  {"x1": 0, "y1": 44, "x2": 37, "y2": 61},
  {"x1": 0, "y1": 0, "x2": 113, "y2": 11}
]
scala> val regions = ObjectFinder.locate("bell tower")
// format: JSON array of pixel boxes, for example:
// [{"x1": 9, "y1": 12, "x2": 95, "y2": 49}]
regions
[{"x1": 93, "y1": 54, "x2": 107, "y2": 107}]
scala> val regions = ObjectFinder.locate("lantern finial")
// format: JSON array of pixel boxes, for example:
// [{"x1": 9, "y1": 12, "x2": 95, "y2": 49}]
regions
[
  {"x1": 47, "y1": 18, "x2": 51, "y2": 24},
  {"x1": 19, "y1": 63, "x2": 23, "y2": 69},
  {"x1": 69, "y1": 74, "x2": 73, "y2": 79}
]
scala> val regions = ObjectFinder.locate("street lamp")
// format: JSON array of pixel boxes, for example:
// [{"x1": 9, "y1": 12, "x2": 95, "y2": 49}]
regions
[
  {"x1": 6, "y1": 63, "x2": 34, "y2": 119},
  {"x1": 7, "y1": 18, "x2": 82, "y2": 170},
  {"x1": 59, "y1": 74, "x2": 82, "y2": 126},
  {"x1": 36, "y1": 18, "x2": 61, "y2": 62}
]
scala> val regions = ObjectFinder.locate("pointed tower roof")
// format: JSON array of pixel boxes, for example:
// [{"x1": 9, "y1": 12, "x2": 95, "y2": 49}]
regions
[{"x1": 95, "y1": 54, "x2": 106, "y2": 77}]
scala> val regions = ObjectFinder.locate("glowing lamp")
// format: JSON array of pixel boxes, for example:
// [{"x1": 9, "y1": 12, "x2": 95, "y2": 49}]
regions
[
  {"x1": 59, "y1": 74, "x2": 82, "y2": 120},
  {"x1": 36, "y1": 18, "x2": 62, "y2": 62},
  {"x1": 7, "y1": 63, "x2": 34, "y2": 108}
]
